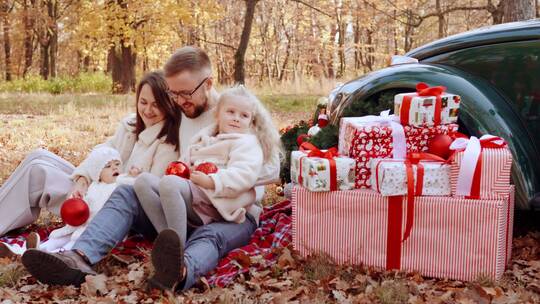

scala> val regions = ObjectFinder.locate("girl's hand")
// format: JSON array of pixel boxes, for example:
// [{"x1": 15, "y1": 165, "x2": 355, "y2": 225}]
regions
[
  {"x1": 190, "y1": 171, "x2": 215, "y2": 190},
  {"x1": 128, "y1": 166, "x2": 142, "y2": 177},
  {"x1": 70, "y1": 176, "x2": 89, "y2": 199}
]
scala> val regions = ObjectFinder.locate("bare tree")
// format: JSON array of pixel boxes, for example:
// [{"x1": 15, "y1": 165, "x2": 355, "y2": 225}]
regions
[
  {"x1": 502, "y1": 0, "x2": 536, "y2": 22},
  {"x1": 21, "y1": 0, "x2": 36, "y2": 78},
  {"x1": 1, "y1": 0, "x2": 14, "y2": 81},
  {"x1": 234, "y1": 0, "x2": 259, "y2": 84}
]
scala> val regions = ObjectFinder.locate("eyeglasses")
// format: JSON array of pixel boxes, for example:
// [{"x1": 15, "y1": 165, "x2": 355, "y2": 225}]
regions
[{"x1": 166, "y1": 77, "x2": 209, "y2": 102}]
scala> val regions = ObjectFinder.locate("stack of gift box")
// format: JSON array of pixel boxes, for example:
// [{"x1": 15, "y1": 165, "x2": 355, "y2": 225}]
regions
[{"x1": 290, "y1": 83, "x2": 514, "y2": 282}]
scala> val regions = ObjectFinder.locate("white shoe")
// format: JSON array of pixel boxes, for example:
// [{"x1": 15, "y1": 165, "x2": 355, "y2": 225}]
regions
[{"x1": 0, "y1": 242, "x2": 22, "y2": 258}]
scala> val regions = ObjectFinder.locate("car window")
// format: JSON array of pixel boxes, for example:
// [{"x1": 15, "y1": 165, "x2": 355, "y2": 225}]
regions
[{"x1": 425, "y1": 40, "x2": 540, "y2": 151}]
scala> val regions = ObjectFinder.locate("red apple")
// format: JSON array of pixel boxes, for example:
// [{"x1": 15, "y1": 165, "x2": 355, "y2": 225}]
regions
[
  {"x1": 60, "y1": 198, "x2": 90, "y2": 226},
  {"x1": 428, "y1": 134, "x2": 454, "y2": 159},
  {"x1": 165, "y1": 161, "x2": 191, "y2": 179},
  {"x1": 195, "y1": 162, "x2": 219, "y2": 175}
]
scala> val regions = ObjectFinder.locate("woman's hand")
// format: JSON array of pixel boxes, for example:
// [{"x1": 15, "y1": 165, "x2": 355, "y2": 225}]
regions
[
  {"x1": 70, "y1": 176, "x2": 89, "y2": 199},
  {"x1": 190, "y1": 171, "x2": 215, "y2": 190},
  {"x1": 128, "y1": 166, "x2": 142, "y2": 177}
]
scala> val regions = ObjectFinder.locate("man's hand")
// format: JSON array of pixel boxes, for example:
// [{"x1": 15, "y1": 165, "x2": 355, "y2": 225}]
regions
[
  {"x1": 70, "y1": 176, "x2": 89, "y2": 199},
  {"x1": 190, "y1": 171, "x2": 215, "y2": 190}
]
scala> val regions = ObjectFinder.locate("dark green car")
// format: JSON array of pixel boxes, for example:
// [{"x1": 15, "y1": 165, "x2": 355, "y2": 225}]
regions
[{"x1": 328, "y1": 19, "x2": 540, "y2": 210}]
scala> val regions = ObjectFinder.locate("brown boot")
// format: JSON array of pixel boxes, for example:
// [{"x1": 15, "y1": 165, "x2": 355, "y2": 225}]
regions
[
  {"x1": 25, "y1": 232, "x2": 40, "y2": 249},
  {"x1": 21, "y1": 249, "x2": 97, "y2": 286},
  {"x1": 147, "y1": 229, "x2": 185, "y2": 291}
]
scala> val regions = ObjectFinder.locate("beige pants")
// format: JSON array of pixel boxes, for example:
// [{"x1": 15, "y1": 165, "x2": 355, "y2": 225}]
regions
[{"x1": 0, "y1": 149, "x2": 74, "y2": 236}]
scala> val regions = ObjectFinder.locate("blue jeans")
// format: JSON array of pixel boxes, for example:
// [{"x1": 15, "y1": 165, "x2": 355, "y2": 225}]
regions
[{"x1": 72, "y1": 184, "x2": 257, "y2": 290}]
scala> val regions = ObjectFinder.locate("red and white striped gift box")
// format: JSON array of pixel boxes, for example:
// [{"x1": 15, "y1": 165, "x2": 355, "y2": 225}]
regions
[
  {"x1": 450, "y1": 147, "x2": 512, "y2": 199},
  {"x1": 292, "y1": 186, "x2": 514, "y2": 282}
]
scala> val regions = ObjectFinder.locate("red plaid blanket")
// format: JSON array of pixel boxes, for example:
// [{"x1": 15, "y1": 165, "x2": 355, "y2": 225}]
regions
[{"x1": 0, "y1": 200, "x2": 292, "y2": 287}]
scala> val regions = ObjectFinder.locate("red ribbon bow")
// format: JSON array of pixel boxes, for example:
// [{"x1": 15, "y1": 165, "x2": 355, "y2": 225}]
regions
[
  {"x1": 400, "y1": 82, "x2": 447, "y2": 126},
  {"x1": 466, "y1": 136, "x2": 506, "y2": 199},
  {"x1": 298, "y1": 142, "x2": 339, "y2": 191}
]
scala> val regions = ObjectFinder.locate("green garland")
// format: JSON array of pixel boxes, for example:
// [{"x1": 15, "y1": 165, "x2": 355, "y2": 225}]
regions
[{"x1": 279, "y1": 120, "x2": 311, "y2": 182}]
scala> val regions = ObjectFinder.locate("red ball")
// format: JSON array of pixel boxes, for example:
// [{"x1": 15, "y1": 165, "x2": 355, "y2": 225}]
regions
[
  {"x1": 296, "y1": 134, "x2": 310, "y2": 146},
  {"x1": 165, "y1": 161, "x2": 191, "y2": 179},
  {"x1": 60, "y1": 198, "x2": 90, "y2": 226},
  {"x1": 195, "y1": 162, "x2": 219, "y2": 175},
  {"x1": 428, "y1": 134, "x2": 454, "y2": 159}
]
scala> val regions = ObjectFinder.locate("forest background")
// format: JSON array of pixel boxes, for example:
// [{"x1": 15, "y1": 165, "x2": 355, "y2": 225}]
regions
[
  {"x1": 0, "y1": 1, "x2": 540, "y2": 302},
  {"x1": 0, "y1": 0, "x2": 539, "y2": 94}
]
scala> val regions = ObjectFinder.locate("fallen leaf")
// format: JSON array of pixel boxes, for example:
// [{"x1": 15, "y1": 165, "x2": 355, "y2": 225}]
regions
[
  {"x1": 481, "y1": 286, "x2": 503, "y2": 298},
  {"x1": 271, "y1": 287, "x2": 305, "y2": 304},
  {"x1": 527, "y1": 281, "x2": 540, "y2": 294},
  {"x1": 331, "y1": 277, "x2": 350, "y2": 291},
  {"x1": 529, "y1": 260, "x2": 540, "y2": 269},
  {"x1": 332, "y1": 290, "x2": 352, "y2": 303},
  {"x1": 81, "y1": 274, "x2": 109, "y2": 297},
  {"x1": 233, "y1": 252, "x2": 252, "y2": 269},
  {"x1": 111, "y1": 254, "x2": 136, "y2": 265},
  {"x1": 127, "y1": 269, "x2": 144, "y2": 285},
  {"x1": 122, "y1": 292, "x2": 140, "y2": 304},
  {"x1": 264, "y1": 278, "x2": 293, "y2": 291},
  {"x1": 277, "y1": 247, "x2": 296, "y2": 269}
]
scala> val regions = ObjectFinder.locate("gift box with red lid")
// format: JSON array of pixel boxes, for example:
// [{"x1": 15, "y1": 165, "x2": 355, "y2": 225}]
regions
[{"x1": 394, "y1": 82, "x2": 460, "y2": 127}]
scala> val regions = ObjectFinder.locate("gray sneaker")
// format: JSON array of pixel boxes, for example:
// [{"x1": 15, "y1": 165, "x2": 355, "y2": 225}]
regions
[
  {"x1": 148, "y1": 229, "x2": 185, "y2": 291},
  {"x1": 22, "y1": 249, "x2": 97, "y2": 286}
]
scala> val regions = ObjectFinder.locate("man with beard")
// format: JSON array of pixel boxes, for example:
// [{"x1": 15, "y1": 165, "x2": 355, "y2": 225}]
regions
[{"x1": 21, "y1": 46, "x2": 280, "y2": 291}]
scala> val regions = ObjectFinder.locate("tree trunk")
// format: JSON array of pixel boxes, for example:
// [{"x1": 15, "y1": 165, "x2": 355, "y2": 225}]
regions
[
  {"x1": 2, "y1": 7, "x2": 12, "y2": 81},
  {"x1": 233, "y1": 0, "x2": 258, "y2": 84},
  {"x1": 110, "y1": 43, "x2": 136, "y2": 94},
  {"x1": 404, "y1": 9, "x2": 415, "y2": 52},
  {"x1": 487, "y1": 0, "x2": 505, "y2": 24},
  {"x1": 326, "y1": 25, "x2": 337, "y2": 79},
  {"x1": 503, "y1": 0, "x2": 536, "y2": 22},
  {"x1": 436, "y1": 0, "x2": 445, "y2": 38},
  {"x1": 40, "y1": 43, "x2": 50, "y2": 80},
  {"x1": 22, "y1": 0, "x2": 35, "y2": 78},
  {"x1": 337, "y1": 20, "x2": 345, "y2": 78},
  {"x1": 353, "y1": 9, "x2": 360, "y2": 70},
  {"x1": 47, "y1": 0, "x2": 58, "y2": 78}
]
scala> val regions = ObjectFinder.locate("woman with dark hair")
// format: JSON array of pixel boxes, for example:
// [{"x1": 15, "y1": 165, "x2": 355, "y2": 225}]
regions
[{"x1": 0, "y1": 71, "x2": 181, "y2": 239}]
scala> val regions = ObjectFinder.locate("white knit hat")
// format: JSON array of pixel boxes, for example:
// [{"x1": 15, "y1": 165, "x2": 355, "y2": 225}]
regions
[{"x1": 86, "y1": 146, "x2": 122, "y2": 182}]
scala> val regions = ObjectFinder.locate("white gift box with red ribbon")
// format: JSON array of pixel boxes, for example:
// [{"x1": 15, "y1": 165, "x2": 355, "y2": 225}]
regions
[
  {"x1": 370, "y1": 155, "x2": 451, "y2": 197},
  {"x1": 394, "y1": 83, "x2": 460, "y2": 127},
  {"x1": 449, "y1": 135, "x2": 512, "y2": 199},
  {"x1": 292, "y1": 186, "x2": 514, "y2": 282},
  {"x1": 290, "y1": 143, "x2": 356, "y2": 192}
]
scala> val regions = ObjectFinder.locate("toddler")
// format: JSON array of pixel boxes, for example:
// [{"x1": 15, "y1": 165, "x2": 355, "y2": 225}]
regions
[{"x1": 0, "y1": 146, "x2": 137, "y2": 256}]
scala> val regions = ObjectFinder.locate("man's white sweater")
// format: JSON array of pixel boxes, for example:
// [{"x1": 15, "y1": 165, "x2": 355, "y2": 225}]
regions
[{"x1": 179, "y1": 110, "x2": 216, "y2": 156}]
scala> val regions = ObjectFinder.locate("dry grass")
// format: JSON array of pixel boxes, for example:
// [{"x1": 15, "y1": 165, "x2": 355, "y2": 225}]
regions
[{"x1": 0, "y1": 92, "x2": 314, "y2": 185}]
